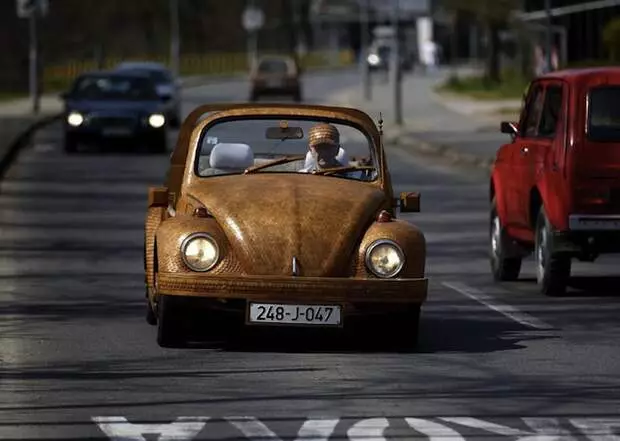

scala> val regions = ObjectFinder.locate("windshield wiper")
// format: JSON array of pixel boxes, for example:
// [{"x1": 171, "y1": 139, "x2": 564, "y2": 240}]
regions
[
  {"x1": 311, "y1": 165, "x2": 376, "y2": 176},
  {"x1": 244, "y1": 154, "x2": 306, "y2": 174}
]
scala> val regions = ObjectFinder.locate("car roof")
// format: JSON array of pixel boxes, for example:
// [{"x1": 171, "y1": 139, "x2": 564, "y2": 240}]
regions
[
  {"x1": 115, "y1": 61, "x2": 169, "y2": 71},
  {"x1": 538, "y1": 66, "x2": 620, "y2": 83},
  {"x1": 77, "y1": 70, "x2": 154, "y2": 79}
]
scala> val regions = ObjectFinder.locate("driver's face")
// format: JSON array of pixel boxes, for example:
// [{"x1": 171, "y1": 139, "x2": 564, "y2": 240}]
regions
[{"x1": 311, "y1": 143, "x2": 339, "y2": 166}]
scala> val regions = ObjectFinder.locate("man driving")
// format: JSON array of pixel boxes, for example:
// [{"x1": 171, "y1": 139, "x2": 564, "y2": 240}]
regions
[{"x1": 300, "y1": 122, "x2": 345, "y2": 172}]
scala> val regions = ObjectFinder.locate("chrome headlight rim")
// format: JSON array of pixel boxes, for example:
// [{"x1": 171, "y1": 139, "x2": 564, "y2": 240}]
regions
[
  {"x1": 180, "y1": 232, "x2": 220, "y2": 272},
  {"x1": 364, "y1": 239, "x2": 405, "y2": 279},
  {"x1": 67, "y1": 111, "x2": 84, "y2": 127},
  {"x1": 148, "y1": 113, "x2": 166, "y2": 128}
]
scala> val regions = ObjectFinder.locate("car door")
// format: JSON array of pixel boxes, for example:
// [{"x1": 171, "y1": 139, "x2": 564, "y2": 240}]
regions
[
  {"x1": 522, "y1": 82, "x2": 565, "y2": 229},
  {"x1": 511, "y1": 82, "x2": 545, "y2": 230}
]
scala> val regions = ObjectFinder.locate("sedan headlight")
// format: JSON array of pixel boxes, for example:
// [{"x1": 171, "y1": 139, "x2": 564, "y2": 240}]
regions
[
  {"x1": 365, "y1": 239, "x2": 405, "y2": 278},
  {"x1": 367, "y1": 54, "x2": 380, "y2": 65},
  {"x1": 181, "y1": 233, "x2": 219, "y2": 272},
  {"x1": 148, "y1": 113, "x2": 166, "y2": 128},
  {"x1": 67, "y1": 112, "x2": 84, "y2": 127}
]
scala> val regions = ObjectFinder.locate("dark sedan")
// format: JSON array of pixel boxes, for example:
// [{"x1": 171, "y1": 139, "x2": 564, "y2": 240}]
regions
[{"x1": 60, "y1": 71, "x2": 169, "y2": 154}]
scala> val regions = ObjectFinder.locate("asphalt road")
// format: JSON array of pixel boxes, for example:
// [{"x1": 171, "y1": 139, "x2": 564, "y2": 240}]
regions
[{"x1": 1, "y1": 70, "x2": 620, "y2": 440}]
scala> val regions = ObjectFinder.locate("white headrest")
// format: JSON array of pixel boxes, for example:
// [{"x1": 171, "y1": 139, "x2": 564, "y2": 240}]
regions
[
  {"x1": 209, "y1": 143, "x2": 254, "y2": 170},
  {"x1": 304, "y1": 147, "x2": 348, "y2": 168}
]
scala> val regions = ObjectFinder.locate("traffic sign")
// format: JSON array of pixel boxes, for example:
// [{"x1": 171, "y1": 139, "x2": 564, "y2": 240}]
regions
[
  {"x1": 242, "y1": 6, "x2": 264, "y2": 32},
  {"x1": 16, "y1": 0, "x2": 48, "y2": 18}
]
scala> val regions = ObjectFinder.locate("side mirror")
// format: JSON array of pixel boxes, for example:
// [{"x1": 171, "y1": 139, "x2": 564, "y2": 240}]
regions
[
  {"x1": 501, "y1": 121, "x2": 518, "y2": 139},
  {"x1": 148, "y1": 186, "x2": 168, "y2": 208},
  {"x1": 399, "y1": 191, "x2": 420, "y2": 213}
]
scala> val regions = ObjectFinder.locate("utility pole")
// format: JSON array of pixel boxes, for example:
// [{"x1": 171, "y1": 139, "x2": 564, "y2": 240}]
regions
[
  {"x1": 28, "y1": 5, "x2": 39, "y2": 115},
  {"x1": 360, "y1": 0, "x2": 371, "y2": 100},
  {"x1": 544, "y1": 0, "x2": 553, "y2": 72},
  {"x1": 390, "y1": 0, "x2": 403, "y2": 126},
  {"x1": 169, "y1": 0, "x2": 180, "y2": 76}
]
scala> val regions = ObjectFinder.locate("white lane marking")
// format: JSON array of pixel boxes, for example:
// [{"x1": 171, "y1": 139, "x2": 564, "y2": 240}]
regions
[
  {"x1": 347, "y1": 418, "x2": 390, "y2": 441},
  {"x1": 570, "y1": 418, "x2": 620, "y2": 441},
  {"x1": 442, "y1": 417, "x2": 577, "y2": 441},
  {"x1": 442, "y1": 281, "x2": 554, "y2": 330},
  {"x1": 225, "y1": 416, "x2": 339, "y2": 441},
  {"x1": 406, "y1": 418, "x2": 467, "y2": 441},
  {"x1": 92, "y1": 416, "x2": 209, "y2": 441}
]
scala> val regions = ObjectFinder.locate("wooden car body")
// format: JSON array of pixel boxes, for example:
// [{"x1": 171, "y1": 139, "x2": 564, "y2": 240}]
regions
[{"x1": 144, "y1": 103, "x2": 427, "y2": 346}]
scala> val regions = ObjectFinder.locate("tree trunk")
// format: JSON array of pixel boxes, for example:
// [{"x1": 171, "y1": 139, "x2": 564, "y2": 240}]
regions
[{"x1": 486, "y1": 21, "x2": 501, "y2": 83}]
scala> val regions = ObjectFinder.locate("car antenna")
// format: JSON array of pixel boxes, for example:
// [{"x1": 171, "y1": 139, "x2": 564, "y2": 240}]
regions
[{"x1": 378, "y1": 112, "x2": 383, "y2": 136}]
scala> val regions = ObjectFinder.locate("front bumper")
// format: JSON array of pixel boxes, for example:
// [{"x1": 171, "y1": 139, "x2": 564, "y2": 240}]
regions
[{"x1": 157, "y1": 272, "x2": 428, "y2": 304}]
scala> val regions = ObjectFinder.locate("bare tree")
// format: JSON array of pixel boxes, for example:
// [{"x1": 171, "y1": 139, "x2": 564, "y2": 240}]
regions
[{"x1": 440, "y1": 0, "x2": 521, "y2": 83}]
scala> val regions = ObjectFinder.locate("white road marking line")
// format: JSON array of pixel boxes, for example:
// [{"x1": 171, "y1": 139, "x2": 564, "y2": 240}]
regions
[
  {"x1": 347, "y1": 418, "x2": 390, "y2": 441},
  {"x1": 225, "y1": 416, "x2": 339, "y2": 441},
  {"x1": 442, "y1": 281, "x2": 554, "y2": 330},
  {"x1": 570, "y1": 418, "x2": 620, "y2": 441},
  {"x1": 442, "y1": 417, "x2": 578, "y2": 441},
  {"x1": 92, "y1": 416, "x2": 209, "y2": 441},
  {"x1": 406, "y1": 418, "x2": 467, "y2": 441}
]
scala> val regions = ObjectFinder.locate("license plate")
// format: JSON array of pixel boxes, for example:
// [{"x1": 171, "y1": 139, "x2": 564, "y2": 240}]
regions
[
  {"x1": 266, "y1": 80, "x2": 282, "y2": 88},
  {"x1": 248, "y1": 302, "x2": 342, "y2": 326},
  {"x1": 102, "y1": 127, "x2": 132, "y2": 136},
  {"x1": 577, "y1": 219, "x2": 620, "y2": 229}
]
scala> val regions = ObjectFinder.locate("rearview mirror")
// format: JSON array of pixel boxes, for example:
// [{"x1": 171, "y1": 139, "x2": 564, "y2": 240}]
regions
[
  {"x1": 399, "y1": 191, "x2": 420, "y2": 213},
  {"x1": 148, "y1": 186, "x2": 168, "y2": 208},
  {"x1": 266, "y1": 125, "x2": 304, "y2": 140}
]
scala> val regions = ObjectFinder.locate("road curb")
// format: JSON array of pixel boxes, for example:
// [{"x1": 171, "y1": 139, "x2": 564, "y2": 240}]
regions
[
  {"x1": 384, "y1": 130, "x2": 494, "y2": 172},
  {"x1": 0, "y1": 113, "x2": 63, "y2": 182}
]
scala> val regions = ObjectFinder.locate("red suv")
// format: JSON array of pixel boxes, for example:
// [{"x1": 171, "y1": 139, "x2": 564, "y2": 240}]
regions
[{"x1": 490, "y1": 67, "x2": 620, "y2": 295}]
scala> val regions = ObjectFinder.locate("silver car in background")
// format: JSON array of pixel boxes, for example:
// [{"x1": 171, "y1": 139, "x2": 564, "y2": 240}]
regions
[{"x1": 114, "y1": 61, "x2": 182, "y2": 128}]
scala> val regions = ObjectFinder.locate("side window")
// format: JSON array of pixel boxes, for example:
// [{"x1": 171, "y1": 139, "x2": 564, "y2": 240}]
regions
[
  {"x1": 520, "y1": 85, "x2": 544, "y2": 138},
  {"x1": 537, "y1": 85, "x2": 563, "y2": 138}
]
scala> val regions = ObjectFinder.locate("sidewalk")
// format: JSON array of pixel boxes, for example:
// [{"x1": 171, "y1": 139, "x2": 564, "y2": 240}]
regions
[{"x1": 330, "y1": 66, "x2": 522, "y2": 171}]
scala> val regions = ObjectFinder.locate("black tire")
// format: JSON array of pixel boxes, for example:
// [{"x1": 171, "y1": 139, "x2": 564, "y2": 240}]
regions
[
  {"x1": 364, "y1": 306, "x2": 420, "y2": 352},
  {"x1": 489, "y1": 197, "x2": 522, "y2": 281},
  {"x1": 149, "y1": 137, "x2": 167, "y2": 154},
  {"x1": 535, "y1": 207, "x2": 571, "y2": 296},
  {"x1": 156, "y1": 295, "x2": 186, "y2": 348},
  {"x1": 64, "y1": 135, "x2": 78, "y2": 154},
  {"x1": 146, "y1": 295, "x2": 157, "y2": 326}
]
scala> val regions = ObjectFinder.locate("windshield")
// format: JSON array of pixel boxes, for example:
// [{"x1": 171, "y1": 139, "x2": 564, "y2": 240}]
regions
[
  {"x1": 196, "y1": 118, "x2": 378, "y2": 182},
  {"x1": 70, "y1": 75, "x2": 158, "y2": 100},
  {"x1": 258, "y1": 59, "x2": 290, "y2": 75},
  {"x1": 587, "y1": 86, "x2": 620, "y2": 141}
]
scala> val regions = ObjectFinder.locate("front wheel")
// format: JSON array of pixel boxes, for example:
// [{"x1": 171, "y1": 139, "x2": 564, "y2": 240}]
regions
[
  {"x1": 489, "y1": 198, "x2": 522, "y2": 281},
  {"x1": 156, "y1": 295, "x2": 187, "y2": 348},
  {"x1": 535, "y1": 207, "x2": 571, "y2": 296}
]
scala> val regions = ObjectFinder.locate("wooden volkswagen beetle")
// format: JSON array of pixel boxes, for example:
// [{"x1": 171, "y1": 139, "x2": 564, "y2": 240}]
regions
[{"x1": 144, "y1": 103, "x2": 427, "y2": 348}]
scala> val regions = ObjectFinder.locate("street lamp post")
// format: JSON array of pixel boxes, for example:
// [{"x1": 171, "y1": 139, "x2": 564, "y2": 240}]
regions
[
  {"x1": 169, "y1": 0, "x2": 180, "y2": 76},
  {"x1": 390, "y1": 0, "x2": 403, "y2": 126},
  {"x1": 544, "y1": 0, "x2": 553, "y2": 71},
  {"x1": 360, "y1": 0, "x2": 371, "y2": 100}
]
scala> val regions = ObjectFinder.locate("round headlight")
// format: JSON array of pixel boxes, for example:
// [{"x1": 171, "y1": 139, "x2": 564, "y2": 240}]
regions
[
  {"x1": 181, "y1": 233, "x2": 219, "y2": 272},
  {"x1": 365, "y1": 240, "x2": 405, "y2": 278},
  {"x1": 67, "y1": 112, "x2": 84, "y2": 127},
  {"x1": 148, "y1": 114, "x2": 166, "y2": 128}
]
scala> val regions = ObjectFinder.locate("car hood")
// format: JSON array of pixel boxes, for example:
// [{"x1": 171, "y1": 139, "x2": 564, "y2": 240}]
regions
[
  {"x1": 155, "y1": 84, "x2": 174, "y2": 96},
  {"x1": 186, "y1": 174, "x2": 386, "y2": 277},
  {"x1": 65, "y1": 99, "x2": 163, "y2": 115}
]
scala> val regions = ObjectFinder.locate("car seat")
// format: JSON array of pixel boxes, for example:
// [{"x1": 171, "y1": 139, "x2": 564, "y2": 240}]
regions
[{"x1": 203, "y1": 143, "x2": 254, "y2": 175}]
